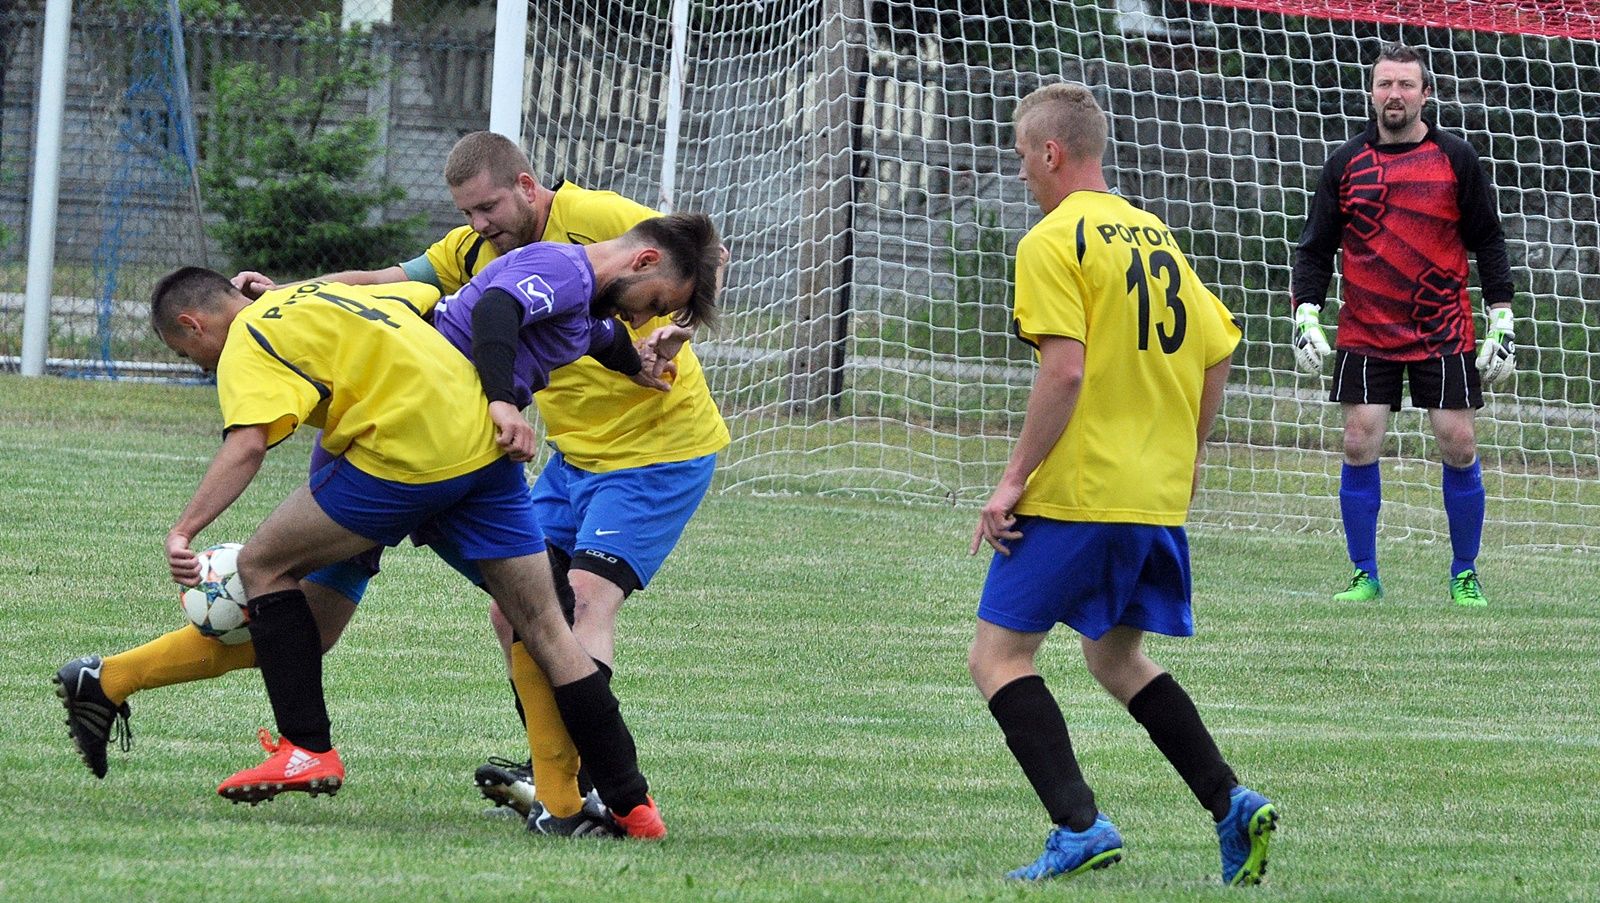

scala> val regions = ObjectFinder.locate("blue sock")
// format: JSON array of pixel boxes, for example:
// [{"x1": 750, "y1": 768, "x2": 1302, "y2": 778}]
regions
[
  {"x1": 1340, "y1": 461, "x2": 1381, "y2": 579},
  {"x1": 1442, "y1": 459, "x2": 1485, "y2": 576}
]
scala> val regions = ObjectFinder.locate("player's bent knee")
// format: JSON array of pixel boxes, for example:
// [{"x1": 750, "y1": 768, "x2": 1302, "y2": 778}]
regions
[
  {"x1": 569, "y1": 550, "x2": 642, "y2": 598},
  {"x1": 234, "y1": 544, "x2": 293, "y2": 596}
]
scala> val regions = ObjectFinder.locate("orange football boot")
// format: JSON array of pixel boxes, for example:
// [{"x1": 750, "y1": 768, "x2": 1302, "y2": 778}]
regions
[
  {"x1": 217, "y1": 728, "x2": 344, "y2": 804},
  {"x1": 611, "y1": 795, "x2": 667, "y2": 840}
]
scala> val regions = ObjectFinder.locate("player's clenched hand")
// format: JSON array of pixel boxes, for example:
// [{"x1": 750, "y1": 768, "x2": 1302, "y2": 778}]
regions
[
  {"x1": 971, "y1": 479, "x2": 1026, "y2": 556},
  {"x1": 639, "y1": 324, "x2": 693, "y2": 366},
  {"x1": 231, "y1": 271, "x2": 276, "y2": 300},
  {"x1": 167, "y1": 531, "x2": 201, "y2": 587},
  {"x1": 488, "y1": 400, "x2": 536, "y2": 462},
  {"x1": 1292, "y1": 303, "x2": 1330, "y2": 374},
  {"x1": 627, "y1": 365, "x2": 676, "y2": 393},
  {"x1": 1476, "y1": 306, "x2": 1516, "y2": 384}
]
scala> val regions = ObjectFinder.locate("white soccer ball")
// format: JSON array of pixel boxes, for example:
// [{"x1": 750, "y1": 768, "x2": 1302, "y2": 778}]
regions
[{"x1": 180, "y1": 542, "x2": 250, "y2": 644}]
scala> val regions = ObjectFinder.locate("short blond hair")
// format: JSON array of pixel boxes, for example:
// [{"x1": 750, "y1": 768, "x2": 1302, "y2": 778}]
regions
[
  {"x1": 1013, "y1": 82, "x2": 1107, "y2": 163},
  {"x1": 444, "y1": 131, "x2": 535, "y2": 189}
]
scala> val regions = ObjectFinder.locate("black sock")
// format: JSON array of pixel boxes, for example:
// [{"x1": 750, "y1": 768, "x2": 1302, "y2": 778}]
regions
[
  {"x1": 574, "y1": 662, "x2": 610, "y2": 793},
  {"x1": 245, "y1": 589, "x2": 331, "y2": 753},
  {"x1": 1127, "y1": 673, "x2": 1237, "y2": 821},
  {"x1": 988, "y1": 675, "x2": 1097, "y2": 831},
  {"x1": 551, "y1": 671, "x2": 648, "y2": 813}
]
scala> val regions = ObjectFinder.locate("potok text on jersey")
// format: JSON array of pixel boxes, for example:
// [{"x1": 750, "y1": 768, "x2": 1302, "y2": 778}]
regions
[{"x1": 1093, "y1": 222, "x2": 1177, "y2": 248}]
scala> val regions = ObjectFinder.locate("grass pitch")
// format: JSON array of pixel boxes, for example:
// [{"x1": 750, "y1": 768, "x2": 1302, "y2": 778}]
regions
[{"x1": 1, "y1": 374, "x2": 1596, "y2": 901}]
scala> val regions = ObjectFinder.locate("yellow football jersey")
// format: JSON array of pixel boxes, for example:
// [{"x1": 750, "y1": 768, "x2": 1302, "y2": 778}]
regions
[
  {"x1": 535, "y1": 183, "x2": 729, "y2": 472},
  {"x1": 1011, "y1": 191, "x2": 1240, "y2": 525},
  {"x1": 216, "y1": 281, "x2": 502, "y2": 484},
  {"x1": 417, "y1": 226, "x2": 495, "y2": 296},
  {"x1": 408, "y1": 180, "x2": 729, "y2": 472}
]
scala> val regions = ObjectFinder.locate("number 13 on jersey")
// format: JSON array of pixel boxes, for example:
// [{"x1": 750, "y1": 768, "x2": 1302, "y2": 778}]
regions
[{"x1": 1126, "y1": 249, "x2": 1187, "y2": 353}]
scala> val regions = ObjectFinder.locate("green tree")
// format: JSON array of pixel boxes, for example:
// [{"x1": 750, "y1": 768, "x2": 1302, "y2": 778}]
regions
[{"x1": 202, "y1": 13, "x2": 421, "y2": 278}]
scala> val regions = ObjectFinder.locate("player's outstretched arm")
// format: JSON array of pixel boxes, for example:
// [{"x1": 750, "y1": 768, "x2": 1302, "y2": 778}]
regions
[
  {"x1": 232, "y1": 265, "x2": 411, "y2": 299},
  {"x1": 167, "y1": 425, "x2": 269, "y2": 585},
  {"x1": 306, "y1": 265, "x2": 409, "y2": 287}
]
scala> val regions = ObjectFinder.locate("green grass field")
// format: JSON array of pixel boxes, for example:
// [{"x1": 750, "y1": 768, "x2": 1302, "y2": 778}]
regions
[{"x1": 2, "y1": 374, "x2": 1597, "y2": 902}]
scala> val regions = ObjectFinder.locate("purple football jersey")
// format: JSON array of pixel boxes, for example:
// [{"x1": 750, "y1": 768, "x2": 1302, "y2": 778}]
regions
[{"x1": 431, "y1": 242, "x2": 618, "y2": 407}]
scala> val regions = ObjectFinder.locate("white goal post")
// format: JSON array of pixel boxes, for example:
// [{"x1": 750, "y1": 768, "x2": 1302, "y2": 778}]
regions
[{"x1": 519, "y1": 0, "x2": 1598, "y2": 550}]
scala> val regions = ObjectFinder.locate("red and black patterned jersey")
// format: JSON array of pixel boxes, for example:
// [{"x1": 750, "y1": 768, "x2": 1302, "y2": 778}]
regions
[{"x1": 1292, "y1": 122, "x2": 1514, "y2": 361}]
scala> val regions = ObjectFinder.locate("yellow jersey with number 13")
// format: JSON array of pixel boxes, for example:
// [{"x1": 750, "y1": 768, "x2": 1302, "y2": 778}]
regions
[{"x1": 1011, "y1": 190, "x2": 1240, "y2": 526}]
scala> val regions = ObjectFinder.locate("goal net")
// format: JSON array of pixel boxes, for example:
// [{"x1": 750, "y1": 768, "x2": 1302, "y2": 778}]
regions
[
  {"x1": 1, "y1": 7, "x2": 209, "y2": 378},
  {"x1": 522, "y1": 0, "x2": 1599, "y2": 550}
]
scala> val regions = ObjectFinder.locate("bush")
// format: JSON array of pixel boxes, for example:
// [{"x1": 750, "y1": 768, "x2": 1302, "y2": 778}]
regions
[{"x1": 202, "y1": 13, "x2": 422, "y2": 278}]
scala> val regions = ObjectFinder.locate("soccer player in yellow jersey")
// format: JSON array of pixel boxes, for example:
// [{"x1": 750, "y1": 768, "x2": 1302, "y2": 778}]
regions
[
  {"x1": 131, "y1": 268, "x2": 666, "y2": 836},
  {"x1": 60, "y1": 132, "x2": 725, "y2": 836},
  {"x1": 967, "y1": 83, "x2": 1277, "y2": 885}
]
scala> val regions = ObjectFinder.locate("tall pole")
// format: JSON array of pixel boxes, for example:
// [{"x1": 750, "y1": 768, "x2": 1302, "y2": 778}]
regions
[
  {"x1": 21, "y1": 0, "x2": 73, "y2": 376},
  {"x1": 789, "y1": 0, "x2": 864, "y2": 414},
  {"x1": 166, "y1": 0, "x2": 209, "y2": 268},
  {"x1": 658, "y1": 0, "x2": 690, "y2": 213},
  {"x1": 489, "y1": 0, "x2": 528, "y2": 143}
]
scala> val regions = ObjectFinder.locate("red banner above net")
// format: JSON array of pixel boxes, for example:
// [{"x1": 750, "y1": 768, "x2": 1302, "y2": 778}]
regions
[{"x1": 1199, "y1": 1, "x2": 1600, "y2": 40}]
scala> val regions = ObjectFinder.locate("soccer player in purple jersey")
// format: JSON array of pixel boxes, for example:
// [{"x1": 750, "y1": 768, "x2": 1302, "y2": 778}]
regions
[
  {"x1": 1290, "y1": 43, "x2": 1516, "y2": 607},
  {"x1": 428, "y1": 215, "x2": 718, "y2": 464}
]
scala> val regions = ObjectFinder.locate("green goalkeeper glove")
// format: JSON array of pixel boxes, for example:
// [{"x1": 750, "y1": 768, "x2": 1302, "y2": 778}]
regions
[
  {"x1": 1475, "y1": 306, "x2": 1516, "y2": 384},
  {"x1": 1292, "y1": 303, "x2": 1331, "y2": 374}
]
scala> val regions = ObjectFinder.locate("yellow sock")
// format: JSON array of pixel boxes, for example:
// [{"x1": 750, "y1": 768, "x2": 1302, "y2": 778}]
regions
[
  {"x1": 99, "y1": 625, "x2": 257, "y2": 705},
  {"x1": 508, "y1": 641, "x2": 585, "y2": 818}
]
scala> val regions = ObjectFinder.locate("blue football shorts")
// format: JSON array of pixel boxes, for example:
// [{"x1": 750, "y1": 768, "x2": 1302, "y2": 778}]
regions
[
  {"x1": 978, "y1": 518, "x2": 1194, "y2": 640},
  {"x1": 306, "y1": 453, "x2": 544, "y2": 592},
  {"x1": 303, "y1": 439, "x2": 382, "y2": 603},
  {"x1": 529, "y1": 450, "x2": 717, "y2": 589}
]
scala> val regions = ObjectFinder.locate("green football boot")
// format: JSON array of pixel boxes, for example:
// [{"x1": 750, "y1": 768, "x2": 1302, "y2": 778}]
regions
[
  {"x1": 1449, "y1": 569, "x2": 1488, "y2": 607},
  {"x1": 1332, "y1": 569, "x2": 1383, "y2": 602}
]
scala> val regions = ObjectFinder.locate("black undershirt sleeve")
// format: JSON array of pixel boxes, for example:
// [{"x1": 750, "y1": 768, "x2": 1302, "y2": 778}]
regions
[
  {"x1": 1449, "y1": 140, "x2": 1516, "y2": 306},
  {"x1": 471, "y1": 287, "x2": 522, "y2": 406},
  {"x1": 588, "y1": 321, "x2": 642, "y2": 376},
  {"x1": 1291, "y1": 143, "x2": 1356, "y2": 310}
]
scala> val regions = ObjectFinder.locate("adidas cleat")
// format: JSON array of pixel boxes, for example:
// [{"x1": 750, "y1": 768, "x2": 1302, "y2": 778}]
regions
[
  {"x1": 475, "y1": 756, "x2": 536, "y2": 817},
  {"x1": 1218, "y1": 786, "x2": 1278, "y2": 886},
  {"x1": 526, "y1": 794, "x2": 622, "y2": 838},
  {"x1": 611, "y1": 795, "x2": 667, "y2": 840},
  {"x1": 1007, "y1": 814, "x2": 1124, "y2": 881},
  {"x1": 54, "y1": 655, "x2": 132, "y2": 779},
  {"x1": 1332, "y1": 569, "x2": 1383, "y2": 602},
  {"x1": 217, "y1": 728, "x2": 344, "y2": 805}
]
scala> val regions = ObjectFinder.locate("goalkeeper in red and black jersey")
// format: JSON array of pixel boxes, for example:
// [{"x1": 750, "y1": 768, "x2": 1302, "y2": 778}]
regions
[{"x1": 1289, "y1": 43, "x2": 1517, "y2": 608}]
